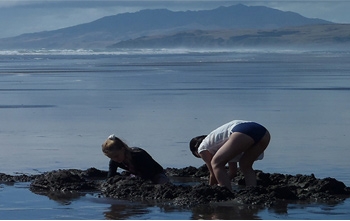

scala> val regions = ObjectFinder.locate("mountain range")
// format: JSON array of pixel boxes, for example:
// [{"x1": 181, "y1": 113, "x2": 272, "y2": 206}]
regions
[
  {"x1": 111, "y1": 24, "x2": 350, "y2": 49},
  {"x1": 1, "y1": 4, "x2": 349, "y2": 50}
]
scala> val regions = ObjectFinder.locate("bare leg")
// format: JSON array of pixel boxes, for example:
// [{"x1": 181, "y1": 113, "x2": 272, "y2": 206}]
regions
[
  {"x1": 211, "y1": 132, "x2": 254, "y2": 190},
  {"x1": 239, "y1": 130, "x2": 271, "y2": 186},
  {"x1": 228, "y1": 162, "x2": 237, "y2": 180}
]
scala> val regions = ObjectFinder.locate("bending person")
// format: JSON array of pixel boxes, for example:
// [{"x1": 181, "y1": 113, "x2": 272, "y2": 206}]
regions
[{"x1": 189, "y1": 120, "x2": 270, "y2": 190}]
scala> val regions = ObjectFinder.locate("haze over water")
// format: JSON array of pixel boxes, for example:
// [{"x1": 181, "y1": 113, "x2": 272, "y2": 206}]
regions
[{"x1": 0, "y1": 48, "x2": 349, "y2": 219}]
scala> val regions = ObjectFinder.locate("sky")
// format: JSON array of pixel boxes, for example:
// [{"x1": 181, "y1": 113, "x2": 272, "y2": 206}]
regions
[{"x1": 0, "y1": 0, "x2": 349, "y2": 39}]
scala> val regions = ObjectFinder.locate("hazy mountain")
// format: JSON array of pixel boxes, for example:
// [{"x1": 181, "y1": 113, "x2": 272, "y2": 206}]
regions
[
  {"x1": 0, "y1": 4, "x2": 333, "y2": 49},
  {"x1": 111, "y1": 24, "x2": 350, "y2": 49}
]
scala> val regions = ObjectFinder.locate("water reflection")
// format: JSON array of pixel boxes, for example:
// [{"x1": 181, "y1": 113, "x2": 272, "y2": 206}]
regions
[
  {"x1": 104, "y1": 203, "x2": 151, "y2": 219},
  {"x1": 30, "y1": 188, "x2": 86, "y2": 205},
  {"x1": 191, "y1": 203, "x2": 263, "y2": 219},
  {"x1": 263, "y1": 199, "x2": 350, "y2": 219},
  {"x1": 28, "y1": 182, "x2": 350, "y2": 220},
  {"x1": 103, "y1": 199, "x2": 193, "y2": 219}
]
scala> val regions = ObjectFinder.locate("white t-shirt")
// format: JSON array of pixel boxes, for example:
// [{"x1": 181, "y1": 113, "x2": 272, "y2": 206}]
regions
[{"x1": 198, "y1": 120, "x2": 264, "y2": 162}]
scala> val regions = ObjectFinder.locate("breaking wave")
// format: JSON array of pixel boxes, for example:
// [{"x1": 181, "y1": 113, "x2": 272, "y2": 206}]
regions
[{"x1": 0, "y1": 48, "x2": 313, "y2": 56}]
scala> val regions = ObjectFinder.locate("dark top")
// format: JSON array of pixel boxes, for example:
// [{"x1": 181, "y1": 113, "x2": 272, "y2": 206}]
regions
[{"x1": 108, "y1": 147, "x2": 165, "y2": 181}]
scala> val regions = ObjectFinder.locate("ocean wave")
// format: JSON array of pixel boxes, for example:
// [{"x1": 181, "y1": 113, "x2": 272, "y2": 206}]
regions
[{"x1": 0, "y1": 48, "x2": 317, "y2": 56}]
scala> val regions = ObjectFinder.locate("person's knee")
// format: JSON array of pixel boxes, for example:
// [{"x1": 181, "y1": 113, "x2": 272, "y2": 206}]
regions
[{"x1": 211, "y1": 158, "x2": 226, "y2": 171}]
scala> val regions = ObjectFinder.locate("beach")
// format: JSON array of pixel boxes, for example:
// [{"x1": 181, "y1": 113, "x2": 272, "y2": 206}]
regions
[{"x1": 1, "y1": 49, "x2": 350, "y2": 219}]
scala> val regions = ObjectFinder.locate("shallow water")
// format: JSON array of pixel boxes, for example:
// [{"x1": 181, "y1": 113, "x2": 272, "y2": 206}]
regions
[
  {"x1": 1, "y1": 180, "x2": 350, "y2": 220},
  {"x1": 0, "y1": 49, "x2": 350, "y2": 219}
]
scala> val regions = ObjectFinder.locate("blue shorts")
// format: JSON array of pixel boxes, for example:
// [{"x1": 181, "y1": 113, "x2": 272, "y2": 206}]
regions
[{"x1": 231, "y1": 122, "x2": 267, "y2": 143}]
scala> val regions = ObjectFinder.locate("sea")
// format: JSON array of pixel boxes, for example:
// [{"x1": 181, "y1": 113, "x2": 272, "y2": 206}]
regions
[{"x1": 0, "y1": 48, "x2": 349, "y2": 219}]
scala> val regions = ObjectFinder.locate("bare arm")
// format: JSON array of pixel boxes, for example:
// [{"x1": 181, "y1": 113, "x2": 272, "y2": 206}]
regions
[
  {"x1": 108, "y1": 159, "x2": 119, "y2": 178},
  {"x1": 199, "y1": 150, "x2": 218, "y2": 185}
]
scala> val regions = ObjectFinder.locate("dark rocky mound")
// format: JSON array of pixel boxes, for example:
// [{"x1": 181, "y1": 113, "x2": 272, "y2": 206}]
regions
[
  {"x1": 166, "y1": 165, "x2": 209, "y2": 177},
  {"x1": 100, "y1": 175, "x2": 234, "y2": 207},
  {"x1": 0, "y1": 172, "x2": 38, "y2": 182},
  {"x1": 1, "y1": 166, "x2": 349, "y2": 208},
  {"x1": 232, "y1": 171, "x2": 350, "y2": 206},
  {"x1": 101, "y1": 167, "x2": 350, "y2": 207},
  {"x1": 30, "y1": 168, "x2": 107, "y2": 192}
]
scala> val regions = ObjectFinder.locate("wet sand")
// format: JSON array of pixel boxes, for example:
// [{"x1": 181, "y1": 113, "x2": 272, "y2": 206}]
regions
[{"x1": 1, "y1": 166, "x2": 349, "y2": 219}]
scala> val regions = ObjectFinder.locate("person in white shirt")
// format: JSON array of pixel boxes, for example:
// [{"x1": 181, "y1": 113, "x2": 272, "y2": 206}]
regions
[{"x1": 189, "y1": 120, "x2": 271, "y2": 191}]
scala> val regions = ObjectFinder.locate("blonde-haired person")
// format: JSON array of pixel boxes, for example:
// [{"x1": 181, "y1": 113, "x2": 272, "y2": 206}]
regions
[
  {"x1": 102, "y1": 134, "x2": 169, "y2": 184},
  {"x1": 189, "y1": 120, "x2": 270, "y2": 191}
]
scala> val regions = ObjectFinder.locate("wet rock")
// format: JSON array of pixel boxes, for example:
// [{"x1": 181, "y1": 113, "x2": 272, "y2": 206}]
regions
[
  {"x1": 99, "y1": 174, "x2": 235, "y2": 207},
  {"x1": 313, "y1": 177, "x2": 347, "y2": 194},
  {"x1": 268, "y1": 186, "x2": 298, "y2": 200},
  {"x1": 171, "y1": 184, "x2": 234, "y2": 207},
  {"x1": 0, "y1": 172, "x2": 38, "y2": 183},
  {"x1": 30, "y1": 168, "x2": 101, "y2": 192},
  {"x1": 1, "y1": 166, "x2": 350, "y2": 208},
  {"x1": 193, "y1": 164, "x2": 210, "y2": 177},
  {"x1": 80, "y1": 167, "x2": 108, "y2": 179},
  {"x1": 235, "y1": 186, "x2": 274, "y2": 206},
  {"x1": 165, "y1": 165, "x2": 209, "y2": 177}
]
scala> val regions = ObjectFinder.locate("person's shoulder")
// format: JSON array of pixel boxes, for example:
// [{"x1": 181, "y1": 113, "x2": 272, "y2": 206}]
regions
[
  {"x1": 130, "y1": 147, "x2": 145, "y2": 152},
  {"x1": 130, "y1": 147, "x2": 150, "y2": 156},
  {"x1": 130, "y1": 147, "x2": 154, "y2": 162}
]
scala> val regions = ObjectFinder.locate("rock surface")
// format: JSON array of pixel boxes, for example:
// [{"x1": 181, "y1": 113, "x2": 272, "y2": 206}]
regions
[{"x1": 1, "y1": 166, "x2": 349, "y2": 207}]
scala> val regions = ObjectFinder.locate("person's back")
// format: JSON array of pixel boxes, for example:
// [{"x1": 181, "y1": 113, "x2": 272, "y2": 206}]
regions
[{"x1": 102, "y1": 134, "x2": 169, "y2": 184}]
